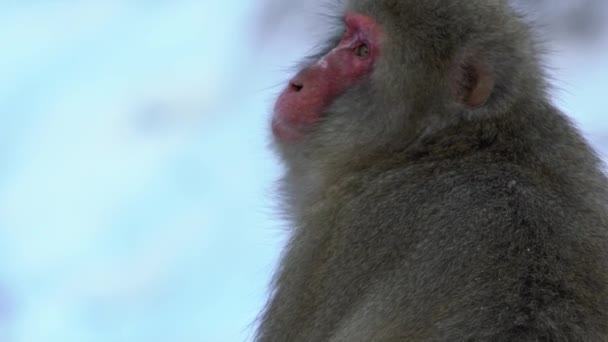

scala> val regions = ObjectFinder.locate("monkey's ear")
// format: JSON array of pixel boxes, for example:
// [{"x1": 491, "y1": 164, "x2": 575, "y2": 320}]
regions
[{"x1": 449, "y1": 52, "x2": 495, "y2": 108}]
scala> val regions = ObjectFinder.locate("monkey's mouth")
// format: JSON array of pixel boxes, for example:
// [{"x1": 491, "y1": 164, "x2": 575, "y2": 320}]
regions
[{"x1": 271, "y1": 115, "x2": 308, "y2": 142}]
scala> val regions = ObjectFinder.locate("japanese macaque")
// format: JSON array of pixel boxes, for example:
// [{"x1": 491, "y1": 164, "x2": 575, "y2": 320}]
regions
[{"x1": 257, "y1": 0, "x2": 608, "y2": 341}]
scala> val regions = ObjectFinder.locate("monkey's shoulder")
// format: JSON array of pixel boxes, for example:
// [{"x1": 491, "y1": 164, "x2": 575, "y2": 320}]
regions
[{"x1": 342, "y1": 157, "x2": 607, "y2": 234}]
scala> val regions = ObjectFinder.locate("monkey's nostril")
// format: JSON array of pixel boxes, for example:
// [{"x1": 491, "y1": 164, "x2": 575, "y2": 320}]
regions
[{"x1": 290, "y1": 82, "x2": 304, "y2": 92}]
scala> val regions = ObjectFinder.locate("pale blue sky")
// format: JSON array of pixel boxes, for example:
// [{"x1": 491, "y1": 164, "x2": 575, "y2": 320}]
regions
[{"x1": 0, "y1": 2, "x2": 281, "y2": 341}]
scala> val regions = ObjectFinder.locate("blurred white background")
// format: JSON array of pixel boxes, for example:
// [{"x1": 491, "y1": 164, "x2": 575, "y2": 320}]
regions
[{"x1": 0, "y1": 1, "x2": 606, "y2": 341}]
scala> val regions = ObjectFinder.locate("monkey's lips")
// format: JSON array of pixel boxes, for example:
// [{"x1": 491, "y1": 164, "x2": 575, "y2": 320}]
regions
[{"x1": 271, "y1": 115, "x2": 309, "y2": 142}]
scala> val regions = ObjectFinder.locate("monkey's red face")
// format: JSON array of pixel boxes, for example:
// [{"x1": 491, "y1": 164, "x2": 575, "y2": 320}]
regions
[{"x1": 272, "y1": 13, "x2": 384, "y2": 142}]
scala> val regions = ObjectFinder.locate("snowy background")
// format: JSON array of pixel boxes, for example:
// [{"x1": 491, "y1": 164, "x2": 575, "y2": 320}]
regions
[{"x1": 0, "y1": 1, "x2": 606, "y2": 341}]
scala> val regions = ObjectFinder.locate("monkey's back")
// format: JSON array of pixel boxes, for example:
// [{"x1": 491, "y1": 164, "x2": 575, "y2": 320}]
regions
[{"x1": 346, "y1": 159, "x2": 608, "y2": 341}]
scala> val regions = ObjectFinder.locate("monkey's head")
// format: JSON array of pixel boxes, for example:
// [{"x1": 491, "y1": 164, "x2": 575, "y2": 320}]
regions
[{"x1": 272, "y1": 0, "x2": 546, "y2": 167}]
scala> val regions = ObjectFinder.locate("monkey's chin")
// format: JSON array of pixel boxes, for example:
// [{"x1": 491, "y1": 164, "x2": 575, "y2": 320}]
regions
[{"x1": 271, "y1": 117, "x2": 307, "y2": 143}]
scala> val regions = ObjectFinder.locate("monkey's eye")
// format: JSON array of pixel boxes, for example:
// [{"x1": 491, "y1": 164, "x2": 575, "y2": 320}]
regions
[{"x1": 354, "y1": 44, "x2": 369, "y2": 58}]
